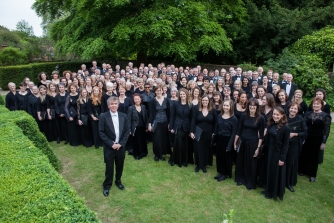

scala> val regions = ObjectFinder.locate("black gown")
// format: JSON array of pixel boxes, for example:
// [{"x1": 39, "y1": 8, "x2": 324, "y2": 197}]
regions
[
  {"x1": 235, "y1": 114, "x2": 265, "y2": 190},
  {"x1": 55, "y1": 93, "x2": 69, "y2": 142},
  {"x1": 65, "y1": 94, "x2": 81, "y2": 146},
  {"x1": 5, "y1": 91, "x2": 16, "y2": 111},
  {"x1": 232, "y1": 103, "x2": 245, "y2": 165},
  {"x1": 37, "y1": 96, "x2": 50, "y2": 139},
  {"x1": 47, "y1": 94, "x2": 60, "y2": 142},
  {"x1": 87, "y1": 99, "x2": 103, "y2": 148},
  {"x1": 78, "y1": 99, "x2": 93, "y2": 147},
  {"x1": 298, "y1": 111, "x2": 331, "y2": 177},
  {"x1": 118, "y1": 97, "x2": 133, "y2": 152},
  {"x1": 264, "y1": 124, "x2": 290, "y2": 200},
  {"x1": 190, "y1": 109, "x2": 217, "y2": 169},
  {"x1": 27, "y1": 94, "x2": 41, "y2": 130},
  {"x1": 214, "y1": 115, "x2": 238, "y2": 178},
  {"x1": 15, "y1": 92, "x2": 30, "y2": 111}
]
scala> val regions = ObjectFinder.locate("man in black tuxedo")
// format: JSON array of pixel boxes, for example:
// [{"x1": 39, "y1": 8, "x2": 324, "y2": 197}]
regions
[
  {"x1": 99, "y1": 96, "x2": 130, "y2": 197},
  {"x1": 281, "y1": 74, "x2": 297, "y2": 101}
]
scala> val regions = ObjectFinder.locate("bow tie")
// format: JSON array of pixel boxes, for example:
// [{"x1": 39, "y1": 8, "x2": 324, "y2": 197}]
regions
[{"x1": 287, "y1": 83, "x2": 290, "y2": 85}]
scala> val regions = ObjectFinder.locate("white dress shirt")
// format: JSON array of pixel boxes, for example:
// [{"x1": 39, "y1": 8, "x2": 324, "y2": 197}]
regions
[
  {"x1": 286, "y1": 82, "x2": 291, "y2": 96},
  {"x1": 110, "y1": 111, "x2": 120, "y2": 143}
]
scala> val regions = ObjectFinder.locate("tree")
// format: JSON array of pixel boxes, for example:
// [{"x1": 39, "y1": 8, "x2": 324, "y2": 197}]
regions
[
  {"x1": 33, "y1": 0, "x2": 246, "y2": 62},
  {"x1": 0, "y1": 47, "x2": 28, "y2": 66},
  {"x1": 16, "y1": 20, "x2": 35, "y2": 37}
]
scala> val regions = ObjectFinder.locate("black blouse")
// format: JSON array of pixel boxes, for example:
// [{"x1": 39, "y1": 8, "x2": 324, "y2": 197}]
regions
[{"x1": 237, "y1": 113, "x2": 265, "y2": 142}]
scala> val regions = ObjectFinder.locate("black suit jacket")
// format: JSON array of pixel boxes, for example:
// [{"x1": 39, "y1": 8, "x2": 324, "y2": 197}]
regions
[
  {"x1": 169, "y1": 101, "x2": 191, "y2": 132},
  {"x1": 281, "y1": 82, "x2": 297, "y2": 101},
  {"x1": 127, "y1": 105, "x2": 148, "y2": 134},
  {"x1": 99, "y1": 111, "x2": 130, "y2": 161},
  {"x1": 264, "y1": 124, "x2": 290, "y2": 162}
]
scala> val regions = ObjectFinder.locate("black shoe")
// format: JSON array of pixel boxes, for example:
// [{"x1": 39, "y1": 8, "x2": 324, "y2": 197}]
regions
[
  {"x1": 194, "y1": 166, "x2": 200, "y2": 172},
  {"x1": 287, "y1": 186, "x2": 295, "y2": 192},
  {"x1": 57, "y1": 138, "x2": 60, "y2": 144},
  {"x1": 217, "y1": 175, "x2": 227, "y2": 182},
  {"x1": 214, "y1": 174, "x2": 222, "y2": 179},
  {"x1": 309, "y1": 177, "x2": 316, "y2": 182},
  {"x1": 237, "y1": 182, "x2": 242, "y2": 186},
  {"x1": 154, "y1": 156, "x2": 159, "y2": 161},
  {"x1": 103, "y1": 189, "x2": 109, "y2": 197},
  {"x1": 260, "y1": 191, "x2": 266, "y2": 195},
  {"x1": 134, "y1": 156, "x2": 140, "y2": 160},
  {"x1": 202, "y1": 167, "x2": 207, "y2": 173},
  {"x1": 116, "y1": 183, "x2": 125, "y2": 190},
  {"x1": 128, "y1": 151, "x2": 134, "y2": 156},
  {"x1": 64, "y1": 140, "x2": 68, "y2": 144},
  {"x1": 265, "y1": 195, "x2": 273, "y2": 199},
  {"x1": 170, "y1": 161, "x2": 174, "y2": 166},
  {"x1": 160, "y1": 157, "x2": 166, "y2": 161},
  {"x1": 247, "y1": 188, "x2": 251, "y2": 191},
  {"x1": 182, "y1": 162, "x2": 187, "y2": 167},
  {"x1": 298, "y1": 173, "x2": 304, "y2": 176},
  {"x1": 279, "y1": 196, "x2": 283, "y2": 201}
]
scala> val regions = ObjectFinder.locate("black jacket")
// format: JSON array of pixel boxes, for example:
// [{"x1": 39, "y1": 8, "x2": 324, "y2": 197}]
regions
[
  {"x1": 169, "y1": 101, "x2": 191, "y2": 133},
  {"x1": 127, "y1": 105, "x2": 148, "y2": 134},
  {"x1": 264, "y1": 124, "x2": 290, "y2": 162}
]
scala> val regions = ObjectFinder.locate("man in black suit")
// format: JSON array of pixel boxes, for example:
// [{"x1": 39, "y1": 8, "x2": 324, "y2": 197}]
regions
[
  {"x1": 99, "y1": 96, "x2": 130, "y2": 197},
  {"x1": 281, "y1": 74, "x2": 297, "y2": 101},
  {"x1": 232, "y1": 67, "x2": 242, "y2": 83}
]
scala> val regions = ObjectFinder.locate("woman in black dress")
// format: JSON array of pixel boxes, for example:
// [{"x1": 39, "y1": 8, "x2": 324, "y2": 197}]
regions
[
  {"x1": 234, "y1": 91, "x2": 247, "y2": 120},
  {"x1": 212, "y1": 91, "x2": 222, "y2": 115},
  {"x1": 101, "y1": 82, "x2": 114, "y2": 113},
  {"x1": 46, "y1": 82, "x2": 60, "y2": 142},
  {"x1": 291, "y1": 90, "x2": 307, "y2": 116},
  {"x1": 37, "y1": 72, "x2": 49, "y2": 88},
  {"x1": 168, "y1": 87, "x2": 178, "y2": 150},
  {"x1": 286, "y1": 102, "x2": 307, "y2": 192},
  {"x1": 216, "y1": 77, "x2": 224, "y2": 97},
  {"x1": 55, "y1": 83, "x2": 69, "y2": 144},
  {"x1": 299, "y1": 97, "x2": 331, "y2": 182},
  {"x1": 214, "y1": 99, "x2": 238, "y2": 181},
  {"x1": 27, "y1": 85, "x2": 41, "y2": 129},
  {"x1": 127, "y1": 93, "x2": 148, "y2": 160},
  {"x1": 15, "y1": 82, "x2": 30, "y2": 111},
  {"x1": 190, "y1": 94, "x2": 217, "y2": 173},
  {"x1": 261, "y1": 107, "x2": 290, "y2": 200},
  {"x1": 77, "y1": 88, "x2": 93, "y2": 148},
  {"x1": 88, "y1": 86, "x2": 103, "y2": 148},
  {"x1": 234, "y1": 98, "x2": 265, "y2": 190},
  {"x1": 37, "y1": 85, "x2": 49, "y2": 137},
  {"x1": 169, "y1": 88, "x2": 192, "y2": 167},
  {"x1": 148, "y1": 84, "x2": 171, "y2": 161},
  {"x1": 64, "y1": 83, "x2": 81, "y2": 146},
  {"x1": 6, "y1": 82, "x2": 16, "y2": 111},
  {"x1": 276, "y1": 89, "x2": 290, "y2": 114},
  {"x1": 241, "y1": 77, "x2": 251, "y2": 94},
  {"x1": 247, "y1": 81, "x2": 258, "y2": 99}
]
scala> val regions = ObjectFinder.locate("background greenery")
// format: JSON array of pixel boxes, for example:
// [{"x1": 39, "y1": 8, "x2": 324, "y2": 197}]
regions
[{"x1": 49, "y1": 128, "x2": 334, "y2": 223}]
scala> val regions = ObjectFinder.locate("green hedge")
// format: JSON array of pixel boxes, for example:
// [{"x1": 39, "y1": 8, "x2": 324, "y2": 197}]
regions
[
  {"x1": 0, "y1": 94, "x2": 4, "y2": 105},
  {"x1": 0, "y1": 107, "x2": 60, "y2": 171},
  {"x1": 0, "y1": 61, "x2": 89, "y2": 90},
  {"x1": 0, "y1": 116, "x2": 99, "y2": 222}
]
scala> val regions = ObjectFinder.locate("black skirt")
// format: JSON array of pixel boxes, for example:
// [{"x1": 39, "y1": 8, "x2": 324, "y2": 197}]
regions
[
  {"x1": 68, "y1": 117, "x2": 81, "y2": 146},
  {"x1": 91, "y1": 119, "x2": 103, "y2": 148},
  {"x1": 216, "y1": 135, "x2": 232, "y2": 177},
  {"x1": 193, "y1": 130, "x2": 212, "y2": 168},
  {"x1": 299, "y1": 135, "x2": 323, "y2": 177},
  {"x1": 80, "y1": 121, "x2": 93, "y2": 147},
  {"x1": 133, "y1": 126, "x2": 148, "y2": 157},
  {"x1": 58, "y1": 116, "x2": 69, "y2": 141},
  {"x1": 152, "y1": 121, "x2": 171, "y2": 157},
  {"x1": 286, "y1": 139, "x2": 299, "y2": 186},
  {"x1": 172, "y1": 128, "x2": 189, "y2": 167}
]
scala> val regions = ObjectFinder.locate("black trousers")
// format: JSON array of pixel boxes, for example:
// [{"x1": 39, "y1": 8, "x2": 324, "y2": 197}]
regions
[{"x1": 103, "y1": 147, "x2": 125, "y2": 190}]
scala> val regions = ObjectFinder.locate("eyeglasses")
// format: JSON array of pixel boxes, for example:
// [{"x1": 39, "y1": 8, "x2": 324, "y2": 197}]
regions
[
  {"x1": 249, "y1": 104, "x2": 257, "y2": 107},
  {"x1": 145, "y1": 87, "x2": 150, "y2": 88}
]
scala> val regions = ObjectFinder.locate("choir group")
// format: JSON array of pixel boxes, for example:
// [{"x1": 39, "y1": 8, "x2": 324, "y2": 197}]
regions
[{"x1": 5, "y1": 61, "x2": 331, "y2": 201}]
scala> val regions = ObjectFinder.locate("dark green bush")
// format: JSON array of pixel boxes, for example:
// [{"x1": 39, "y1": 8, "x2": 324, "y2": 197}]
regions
[
  {"x1": 0, "y1": 94, "x2": 4, "y2": 105},
  {"x1": 0, "y1": 47, "x2": 28, "y2": 66},
  {"x1": 0, "y1": 120, "x2": 99, "y2": 222},
  {"x1": 0, "y1": 107, "x2": 60, "y2": 170},
  {"x1": 0, "y1": 61, "x2": 89, "y2": 90}
]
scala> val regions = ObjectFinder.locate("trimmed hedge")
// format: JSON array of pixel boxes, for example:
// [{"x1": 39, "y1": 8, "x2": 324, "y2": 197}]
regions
[
  {"x1": 0, "y1": 94, "x2": 4, "y2": 105},
  {"x1": 0, "y1": 107, "x2": 60, "y2": 171},
  {"x1": 0, "y1": 61, "x2": 89, "y2": 90},
  {"x1": 0, "y1": 114, "x2": 99, "y2": 222}
]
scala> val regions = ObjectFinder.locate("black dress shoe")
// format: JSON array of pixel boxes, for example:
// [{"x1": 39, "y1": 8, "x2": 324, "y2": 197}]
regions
[
  {"x1": 57, "y1": 138, "x2": 60, "y2": 144},
  {"x1": 128, "y1": 151, "x2": 134, "y2": 156},
  {"x1": 217, "y1": 175, "x2": 227, "y2": 182},
  {"x1": 202, "y1": 167, "x2": 207, "y2": 173},
  {"x1": 134, "y1": 156, "x2": 140, "y2": 160},
  {"x1": 182, "y1": 162, "x2": 187, "y2": 167},
  {"x1": 154, "y1": 156, "x2": 159, "y2": 161},
  {"x1": 170, "y1": 161, "x2": 174, "y2": 166},
  {"x1": 298, "y1": 173, "x2": 304, "y2": 176},
  {"x1": 160, "y1": 157, "x2": 166, "y2": 161},
  {"x1": 214, "y1": 174, "x2": 222, "y2": 179},
  {"x1": 103, "y1": 189, "x2": 109, "y2": 197},
  {"x1": 237, "y1": 182, "x2": 242, "y2": 186},
  {"x1": 287, "y1": 186, "x2": 295, "y2": 192},
  {"x1": 309, "y1": 177, "x2": 316, "y2": 182},
  {"x1": 260, "y1": 191, "x2": 266, "y2": 195},
  {"x1": 194, "y1": 166, "x2": 200, "y2": 172},
  {"x1": 265, "y1": 195, "x2": 273, "y2": 199},
  {"x1": 64, "y1": 140, "x2": 68, "y2": 144},
  {"x1": 279, "y1": 196, "x2": 283, "y2": 201},
  {"x1": 116, "y1": 183, "x2": 125, "y2": 190}
]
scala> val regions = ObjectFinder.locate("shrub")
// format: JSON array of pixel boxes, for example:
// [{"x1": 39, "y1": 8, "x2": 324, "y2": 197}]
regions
[
  {"x1": 0, "y1": 94, "x2": 4, "y2": 105},
  {"x1": 0, "y1": 47, "x2": 28, "y2": 66},
  {"x1": 0, "y1": 107, "x2": 60, "y2": 170},
  {"x1": 0, "y1": 61, "x2": 89, "y2": 90},
  {"x1": 0, "y1": 119, "x2": 99, "y2": 222}
]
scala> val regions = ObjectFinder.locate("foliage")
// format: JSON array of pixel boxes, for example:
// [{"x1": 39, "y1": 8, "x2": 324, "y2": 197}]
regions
[
  {"x1": 291, "y1": 26, "x2": 334, "y2": 70},
  {"x1": 0, "y1": 94, "x2": 4, "y2": 105},
  {"x1": 265, "y1": 49, "x2": 332, "y2": 96},
  {"x1": 33, "y1": 0, "x2": 246, "y2": 62},
  {"x1": 0, "y1": 107, "x2": 60, "y2": 170},
  {"x1": 0, "y1": 61, "x2": 89, "y2": 90},
  {"x1": 16, "y1": 20, "x2": 35, "y2": 37},
  {"x1": 237, "y1": 63, "x2": 259, "y2": 72},
  {"x1": 0, "y1": 47, "x2": 28, "y2": 66},
  {"x1": 0, "y1": 108, "x2": 99, "y2": 222}
]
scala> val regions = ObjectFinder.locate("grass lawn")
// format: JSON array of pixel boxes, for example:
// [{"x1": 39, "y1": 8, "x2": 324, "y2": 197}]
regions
[{"x1": 50, "y1": 127, "x2": 333, "y2": 223}]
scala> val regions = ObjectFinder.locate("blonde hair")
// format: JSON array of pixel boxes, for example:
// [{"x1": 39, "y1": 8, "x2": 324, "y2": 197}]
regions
[
  {"x1": 292, "y1": 89, "x2": 304, "y2": 104},
  {"x1": 78, "y1": 88, "x2": 88, "y2": 104},
  {"x1": 47, "y1": 82, "x2": 59, "y2": 96},
  {"x1": 38, "y1": 85, "x2": 47, "y2": 102}
]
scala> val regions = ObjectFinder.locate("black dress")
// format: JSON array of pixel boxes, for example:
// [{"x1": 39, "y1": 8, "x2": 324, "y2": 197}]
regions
[
  {"x1": 118, "y1": 97, "x2": 133, "y2": 152},
  {"x1": 298, "y1": 111, "x2": 331, "y2": 177},
  {"x1": 5, "y1": 91, "x2": 16, "y2": 111},
  {"x1": 190, "y1": 109, "x2": 217, "y2": 169},
  {"x1": 127, "y1": 105, "x2": 148, "y2": 159},
  {"x1": 264, "y1": 124, "x2": 290, "y2": 200},
  {"x1": 148, "y1": 98, "x2": 171, "y2": 159},
  {"x1": 233, "y1": 103, "x2": 245, "y2": 165},
  {"x1": 64, "y1": 94, "x2": 81, "y2": 146},
  {"x1": 87, "y1": 99, "x2": 103, "y2": 148},
  {"x1": 169, "y1": 101, "x2": 191, "y2": 167},
  {"x1": 47, "y1": 94, "x2": 60, "y2": 142},
  {"x1": 55, "y1": 93, "x2": 69, "y2": 142},
  {"x1": 286, "y1": 114, "x2": 307, "y2": 187},
  {"x1": 235, "y1": 114, "x2": 265, "y2": 190},
  {"x1": 15, "y1": 92, "x2": 29, "y2": 111},
  {"x1": 298, "y1": 101, "x2": 308, "y2": 116},
  {"x1": 77, "y1": 99, "x2": 93, "y2": 147},
  {"x1": 27, "y1": 94, "x2": 41, "y2": 130},
  {"x1": 37, "y1": 96, "x2": 50, "y2": 139},
  {"x1": 168, "y1": 99, "x2": 178, "y2": 148},
  {"x1": 214, "y1": 115, "x2": 238, "y2": 178},
  {"x1": 101, "y1": 93, "x2": 113, "y2": 113}
]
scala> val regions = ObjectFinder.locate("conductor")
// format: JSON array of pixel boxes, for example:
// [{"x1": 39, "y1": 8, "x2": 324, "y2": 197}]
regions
[{"x1": 99, "y1": 96, "x2": 130, "y2": 196}]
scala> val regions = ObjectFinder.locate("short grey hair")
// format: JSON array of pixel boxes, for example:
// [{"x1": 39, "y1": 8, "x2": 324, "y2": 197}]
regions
[{"x1": 107, "y1": 96, "x2": 119, "y2": 105}]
